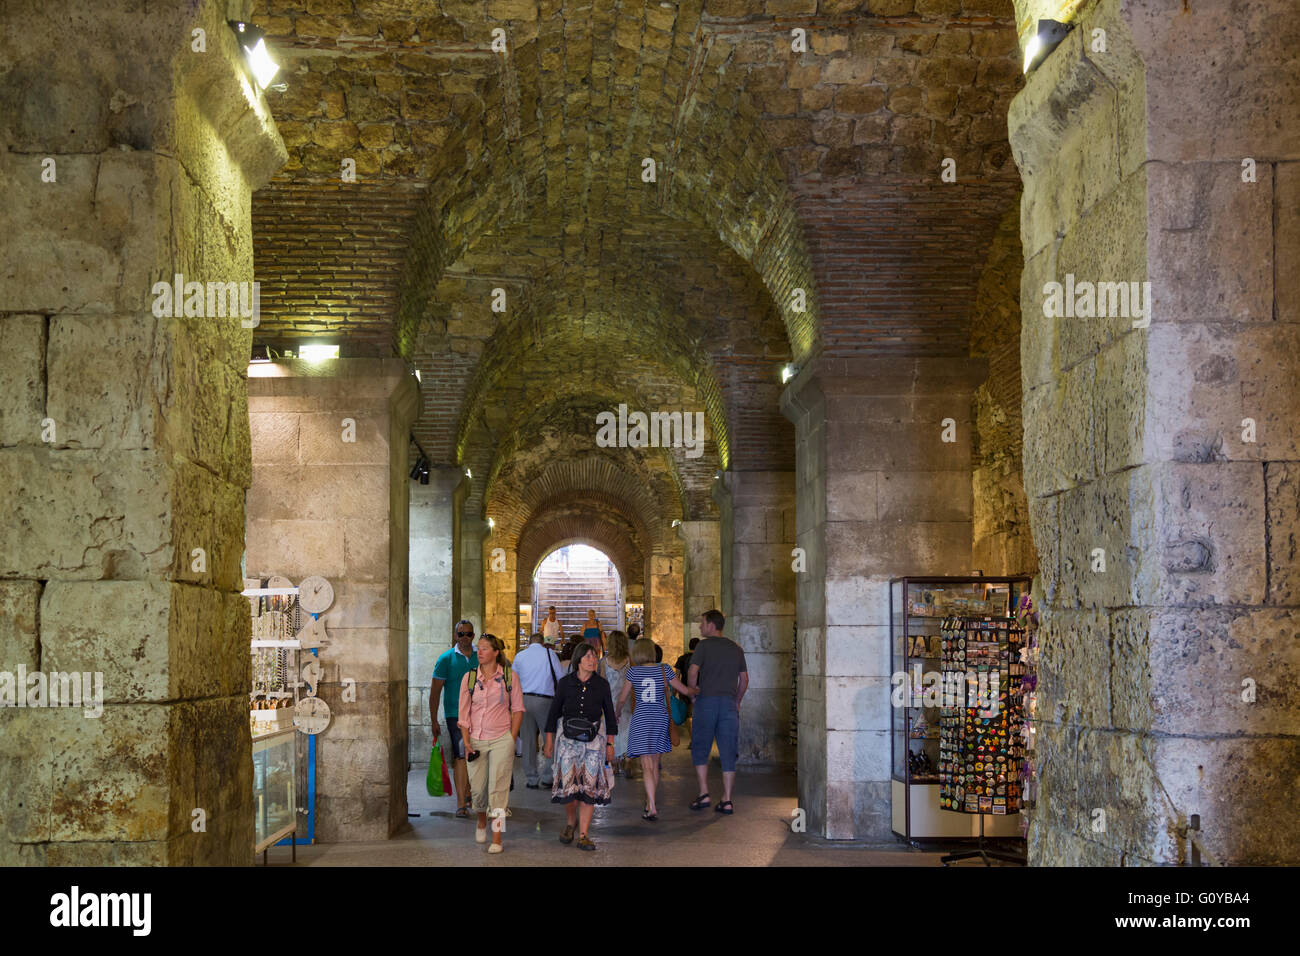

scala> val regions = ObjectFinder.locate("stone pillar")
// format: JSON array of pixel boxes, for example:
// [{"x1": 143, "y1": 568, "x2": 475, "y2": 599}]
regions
[
  {"x1": 1009, "y1": 0, "x2": 1300, "y2": 865},
  {"x1": 482, "y1": 537, "x2": 518, "y2": 650},
  {"x1": 677, "y1": 520, "x2": 721, "y2": 651},
  {"x1": 782, "y1": 356, "x2": 983, "y2": 840},
  {"x1": 246, "y1": 358, "x2": 419, "y2": 842},
  {"x1": 0, "y1": 0, "x2": 284, "y2": 864},
  {"x1": 456, "y1": 509, "x2": 487, "y2": 635},
  {"x1": 409, "y1": 467, "x2": 462, "y2": 765},
  {"x1": 648, "y1": 551, "x2": 685, "y2": 662},
  {"x1": 719, "y1": 472, "x2": 797, "y2": 766}
]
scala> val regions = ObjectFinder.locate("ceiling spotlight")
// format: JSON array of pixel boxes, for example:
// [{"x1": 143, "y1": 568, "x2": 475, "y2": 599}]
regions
[
  {"x1": 414, "y1": 368, "x2": 422, "y2": 382},
  {"x1": 1023, "y1": 19, "x2": 1071, "y2": 74},
  {"x1": 487, "y1": 517, "x2": 496, "y2": 529},
  {"x1": 410, "y1": 457, "x2": 424, "y2": 481},
  {"x1": 465, "y1": 468, "x2": 472, "y2": 479},
  {"x1": 228, "y1": 21, "x2": 281, "y2": 90},
  {"x1": 781, "y1": 363, "x2": 798, "y2": 384}
]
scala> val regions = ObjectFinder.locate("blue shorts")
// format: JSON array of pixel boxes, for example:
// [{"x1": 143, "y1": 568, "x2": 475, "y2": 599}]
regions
[
  {"x1": 445, "y1": 717, "x2": 466, "y2": 760},
  {"x1": 691, "y1": 696, "x2": 740, "y2": 773}
]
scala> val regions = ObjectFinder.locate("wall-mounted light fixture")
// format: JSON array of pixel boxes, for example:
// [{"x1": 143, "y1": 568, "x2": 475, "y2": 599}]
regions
[
  {"x1": 414, "y1": 368, "x2": 422, "y2": 383},
  {"x1": 298, "y1": 343, "x2": 339, "y2": 362},
  {"x1": 1023, "y1": 19, "x2": 1072, "y2": 74},
  {"x1": 228, "y1": 21, "x2": 281, "y2": 90},
  {"x1": 781, "y1": 363, "x2": 798, "y2": 384},
  {"x1": 487, "y1": 517, "x2": 495, "y2": 529},
  {"x1": 465, "y1": 468, "x2": 472, "y2": 479}
]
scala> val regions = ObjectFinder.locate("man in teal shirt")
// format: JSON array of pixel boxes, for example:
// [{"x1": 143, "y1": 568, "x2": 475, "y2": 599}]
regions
[{"x1": 431, "y1": 620, "x2": 478, "y2": 817}]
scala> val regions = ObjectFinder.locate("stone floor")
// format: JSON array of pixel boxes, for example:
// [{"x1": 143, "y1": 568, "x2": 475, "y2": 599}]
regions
[{"x1": 270, "y1": 745, "x2": 968, "y2": 867}]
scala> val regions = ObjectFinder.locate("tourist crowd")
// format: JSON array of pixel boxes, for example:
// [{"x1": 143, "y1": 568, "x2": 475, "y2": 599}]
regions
[{"x1": 429, "y1": 608, "x2": 747, "y2": 852}]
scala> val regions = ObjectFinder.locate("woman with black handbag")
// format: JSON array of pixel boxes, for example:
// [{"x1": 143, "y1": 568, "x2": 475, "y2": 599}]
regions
[{"x1": 543, "y1": 642, "x2": 618, "y2": 851}]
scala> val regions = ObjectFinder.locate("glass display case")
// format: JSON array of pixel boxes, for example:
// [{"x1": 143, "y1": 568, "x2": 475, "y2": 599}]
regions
[
  {"x1": 253, "y1": 729, "x2": 298, "y2": 855},
  {"x1": 890, "y1": 576, "x2": 1029, "y2": 844}
]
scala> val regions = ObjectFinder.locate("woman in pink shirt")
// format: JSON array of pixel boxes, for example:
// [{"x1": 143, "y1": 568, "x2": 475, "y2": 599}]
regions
[{"x1": 458, "y1": 634, "x2": 525, "y2": 853}]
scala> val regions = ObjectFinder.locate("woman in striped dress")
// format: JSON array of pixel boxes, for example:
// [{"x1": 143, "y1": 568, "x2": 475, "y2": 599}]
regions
[{"x1": 617, "y1": 637, "x2": 696, "y2": 821}]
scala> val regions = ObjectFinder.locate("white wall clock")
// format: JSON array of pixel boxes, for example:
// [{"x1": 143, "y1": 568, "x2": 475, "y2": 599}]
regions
[
  {"x1": 297, "y1": 575, "x2": 334, "y2": 615},
  {"x1": 293, "y1": 696, "x2": 331, "y2": 735}
]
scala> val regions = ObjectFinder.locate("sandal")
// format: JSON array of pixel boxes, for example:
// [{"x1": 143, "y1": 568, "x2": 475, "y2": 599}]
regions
[
  {"x1": 455, "y1": 804, "x2": 470, "y2": 819},
  {"x1": 577, "y1": 834, "x2": 596, "y2": 851},
  {"x1": 689, "y1": 794, "x2": 711, "y2": 811},
  {"x1": 716, "y1": 800, "x2": 734, "y2": 814},
  {"x1": 642, "y1": 811, "x2": 658, "y2": 821},
  {"x1": 559, "y1": 824, "x2": 575, "y2": 844}
]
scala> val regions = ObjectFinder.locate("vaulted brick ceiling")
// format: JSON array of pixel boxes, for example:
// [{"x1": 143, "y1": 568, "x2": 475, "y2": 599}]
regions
[{"x1": 251, "y1": 0, "x2": 1021, "y2": 540}]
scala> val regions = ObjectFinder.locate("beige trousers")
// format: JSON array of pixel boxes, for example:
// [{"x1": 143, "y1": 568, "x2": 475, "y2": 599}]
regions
[{"x1": 467, "y1": 732, "x2": 514, "y2": 818}]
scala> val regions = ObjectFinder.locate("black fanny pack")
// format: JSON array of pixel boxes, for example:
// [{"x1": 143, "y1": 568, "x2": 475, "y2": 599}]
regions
[{"x1": 562, "y1": 717, "x2": 596, "y2": 742}]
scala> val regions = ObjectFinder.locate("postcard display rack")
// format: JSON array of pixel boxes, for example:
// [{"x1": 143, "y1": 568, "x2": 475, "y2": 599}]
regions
[
  {"x1": 245, "y1": 574, "x2": 334, "y2": 862},
  {"x1": 890, "y1": 576, "x2": 1030, "y2": 845}
]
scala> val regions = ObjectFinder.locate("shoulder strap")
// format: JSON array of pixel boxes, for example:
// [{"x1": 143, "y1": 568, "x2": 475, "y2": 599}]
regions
[{"x1": 661, "y1": 664, "x2": 672, "y2": 715}]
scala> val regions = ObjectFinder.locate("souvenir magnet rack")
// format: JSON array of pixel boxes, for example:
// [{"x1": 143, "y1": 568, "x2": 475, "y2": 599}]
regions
[{"x1": 937, "y1": 612, "x2": 1028, "y2": 866}]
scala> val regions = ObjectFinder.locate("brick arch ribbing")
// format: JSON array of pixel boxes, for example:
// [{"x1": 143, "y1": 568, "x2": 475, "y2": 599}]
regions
[
  {"x1": 463, "y1": 381, "x2": 718, "y2": 522},
  {"x1": 486, "y1": 457, "x2": 682, "y2": 552}
]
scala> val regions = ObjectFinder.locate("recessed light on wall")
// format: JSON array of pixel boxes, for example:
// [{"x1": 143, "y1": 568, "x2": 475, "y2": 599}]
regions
[{"x1": 781, "y1": 363, "x2": 798, "y2": 384}]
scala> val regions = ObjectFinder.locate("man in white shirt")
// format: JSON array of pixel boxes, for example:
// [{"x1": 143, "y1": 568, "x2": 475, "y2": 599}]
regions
[
  {"x1": 512, "y1": 632, "x2": 564, "y2": 787},
  {"x1": 541, "y1": 605, "x2": 563, "y2": 645}
]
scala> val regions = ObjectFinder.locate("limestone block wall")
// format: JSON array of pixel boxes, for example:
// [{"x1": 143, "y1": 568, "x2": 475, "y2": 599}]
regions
[
  {"x1": 970, "y1": 205, "x2": 1038, "y2": 576},
  {"x1": 1009, "y1": 0, "x2": 1300, "y2": 865},
  {"x1": 720, "y1": 473, "x2": 797, "y2": 766},
  {"x1": 409, "y1": 469, "x2": 461, "y2": 765},
  {"x1": 783, "y1": 357, "x2": 982, "y2": 839},
  {"x1": 0, "y1": 0, "x2": 284, "y2": 865},
  {"x1": 246, "y1": 359, "x2": 418, "y2": 842}
]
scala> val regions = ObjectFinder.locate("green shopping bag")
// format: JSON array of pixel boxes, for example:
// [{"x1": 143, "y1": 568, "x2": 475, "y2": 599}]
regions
[{"x1": 426, "y1": 740, "x2": 452, "y2": 797}]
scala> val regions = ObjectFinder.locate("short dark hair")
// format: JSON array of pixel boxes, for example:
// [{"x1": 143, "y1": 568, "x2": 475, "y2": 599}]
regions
[
  {"x1": 569, "y1": 642, "x2": 598, "y2": 674},
  {"x1": 702, "y1": 609, "x2": 725, "y2": 632},
  {"x1": 627, "y1": 623, "x2": 641, "y2": 638},
  {"x1": 689, "y1": 637, "x2": 700, "y2": 650},
  {"x1": 455, "y1": 619, "x2": 475, "y2": 637},
  {"x1": 529, "y1": 633, "x2": 544, "y2": 644},
  {"x1": 653, "y1": 643, "x2": 663, "y2": 663}
]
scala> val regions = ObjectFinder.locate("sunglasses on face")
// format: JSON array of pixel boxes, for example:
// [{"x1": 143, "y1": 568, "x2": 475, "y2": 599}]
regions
[{"x1": 457, "y1": 630, "x2": 474, "y2": 637}]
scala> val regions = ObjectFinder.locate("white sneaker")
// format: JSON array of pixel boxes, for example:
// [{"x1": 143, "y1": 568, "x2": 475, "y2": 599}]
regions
[
  {"x1": 488, "y1": 842, "x2": 503, "y2": 854},
  {"x1": 475, "y1": 826, "x2": 487, "y2": 844}
]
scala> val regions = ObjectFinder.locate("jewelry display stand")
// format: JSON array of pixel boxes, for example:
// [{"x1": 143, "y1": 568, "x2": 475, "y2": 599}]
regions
[{"x1": 245, "y1": 576, "x2": 333, "y2": 861}]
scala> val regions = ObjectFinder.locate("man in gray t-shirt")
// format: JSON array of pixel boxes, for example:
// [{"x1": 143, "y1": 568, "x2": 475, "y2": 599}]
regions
[{"x1": 687, "y1": 609, "x2": 748, "y2": 815}]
